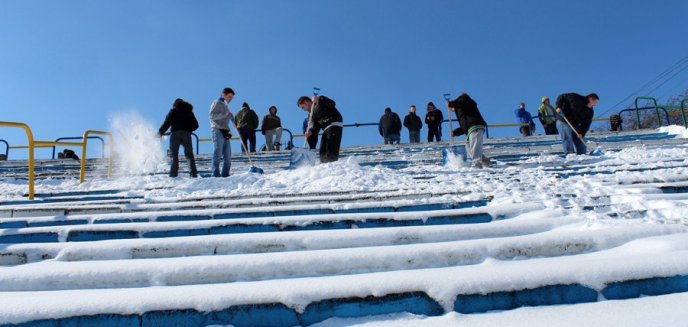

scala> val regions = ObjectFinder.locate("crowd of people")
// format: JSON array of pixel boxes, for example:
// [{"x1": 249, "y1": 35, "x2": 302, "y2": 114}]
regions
[{"x1": 157, "y1": 87, "x2": 599, "y2": 176}]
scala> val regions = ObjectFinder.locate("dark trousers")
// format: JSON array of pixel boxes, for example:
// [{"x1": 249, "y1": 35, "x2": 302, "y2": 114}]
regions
[
  {"x1": 427, "y1": 126, "x2": 442, "y2": 142},
  {"x1": 519, "y1": 126, "x2": 532, "y2": 137},
  {"x1": 238, "y1": 127, "x2": 256, "y2": 152},
  {"x1": 307, "y1": 134, "x2": 318, "y2": 150},
  {"x1": 169, "y1": 130, "x2": 197, "y2": 177},
  {"x1": 320, "y1": 126, "x2": 343, "y2": 163},
  {"x1": 543, "y1": 123, "x2": 559, "y2": 135}
]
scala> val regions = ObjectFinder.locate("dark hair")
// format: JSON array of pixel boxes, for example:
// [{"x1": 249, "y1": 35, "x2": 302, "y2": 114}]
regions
[
  {"x1": 410, "y1": 105, "x2": 416, "y2": 109},
  {"x1": 297, "y1": 96, "x2": 311, "y2": 106},
  {"x1": 384, "y1": 107, "x2": 392, "y2": 113},
  {"x1": 222, "y1": 88, "x2": 235, "y2": 95},
  {"x1": 587, "y1": 93, "x2": 599, "y2": 100}
]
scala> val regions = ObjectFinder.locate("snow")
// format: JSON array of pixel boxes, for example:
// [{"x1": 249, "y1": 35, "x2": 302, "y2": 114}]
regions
[
  {"x1": 312, "y1": 292, "x2": 688, "y2": 327},
  {"x1": 1, "y1": 128, "x2": 688, "y2": 325},
  {"x1": 659, "y1": 125, "x2": 688, "y2": 138}
]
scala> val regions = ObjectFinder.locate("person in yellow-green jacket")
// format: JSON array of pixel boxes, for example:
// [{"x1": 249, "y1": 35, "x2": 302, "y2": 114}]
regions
[{"x1": 538, "y1": 96, "x2": 559, "y2": 135}]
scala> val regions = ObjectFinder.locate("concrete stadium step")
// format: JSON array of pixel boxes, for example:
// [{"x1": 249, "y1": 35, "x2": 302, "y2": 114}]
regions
[
  {"x1": 0, "y1": 190, "x2": 474, "y2": 219},
  {"x1": 2, "y1": 232, "x2": 688, "y2": 327},
  {"x1": 0, "y1": 214, "x2": 576, "y2": 265},
  {"x1": 1, "y1": 222, "x2": 681, "y2": 291},
  {"x1": 0, "y1": 202, "x2": 523, "y2": 245},
  {"x1": 0, "y1": 193, "x2": 489, "y2": 228}
]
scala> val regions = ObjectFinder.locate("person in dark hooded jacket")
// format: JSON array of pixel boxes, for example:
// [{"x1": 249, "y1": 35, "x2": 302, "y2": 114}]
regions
[
  {"x1": 158, "y1": 98, "x2": 199, "y2": 177},
  {"x1": 403, "y1": 105, "x2": 423, "y2": 143},
  {"x1": 447, "y1": 93, "x2": 491, "y2": 168},
  {"x1": 297, "y1": 95, "x2": 344, "y2": 163},
  {"x1": 555, "y1": 93, "x2": 599, "y2": 155},
  {"x1": 378, "y1": 107, "x2": 402, "y2": 145},
  {"x1": 261, "y1": 106, "x2": 282, "y2": 151},
  {"x1": 425, "y1": 102, "x2": 443, "y2": 142},
  {"x1": 235, "y1": 102, "x2": 260, "y2": 153}
]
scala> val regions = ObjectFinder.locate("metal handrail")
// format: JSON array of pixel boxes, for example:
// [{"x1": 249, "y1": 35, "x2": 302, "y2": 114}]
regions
[
  {"x1": 52, "y1": 136, "x2": 105, "y2": 159},
  {"x1": 0, "y1": 121, "x2": 37, "y2": 199},
  {"x1": 634, "y1": 96, "x2": 662, "y2": 129},
  {"x1": 619, "y1": 106, "x2": 670, "y2": 129},
  {"x1": 79, "y1": 130, "x2": 113, "y2": 183},
  {"x1": 0, "y1": 139, "x2": 8, "y2": 159}
]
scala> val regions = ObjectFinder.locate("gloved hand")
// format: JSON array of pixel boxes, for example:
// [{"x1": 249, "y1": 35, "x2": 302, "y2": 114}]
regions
[{"x1": 220, "y1": 129, "x2": 232, "y2": 140}]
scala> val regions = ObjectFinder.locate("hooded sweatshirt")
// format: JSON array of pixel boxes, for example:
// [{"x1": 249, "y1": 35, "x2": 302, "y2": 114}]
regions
[{"x1": 261, "y1": 107, "x2": 282, "y2": 133}]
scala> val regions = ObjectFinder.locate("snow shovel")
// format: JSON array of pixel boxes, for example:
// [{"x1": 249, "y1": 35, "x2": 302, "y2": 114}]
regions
[
  {"x1": 289, "y1": 88, "x2": 320, "y2": 169},
  {"x1": 231, "y1": 122, "x2": 264, "y2": 174},
  {"x1": 561, "y1": 114, "x2": 603, "y2": 156},
  {"x1": 444, "y1": 93, "x2": 454, "y2": 145}
]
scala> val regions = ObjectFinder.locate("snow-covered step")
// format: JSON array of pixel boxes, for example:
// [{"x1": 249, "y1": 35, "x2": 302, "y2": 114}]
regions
[
  {"x1": 1, "y1": 222, "x2": 681, "y2": 291},
  {"x1": 0, "y1": 189, "x2": 471, "y2": 219},
  {"x1": 0, "y1": 213, "x2": 575, "y2": 265},
  {"x1": 2, "y1": 233, "x2": 688, "y2": 327},
  {"x1": 0, "y1": 195, "x2": 489, "y2": 230},
  {"x1": 0, "y1": 204, "x2": 528, "y2": 245}
]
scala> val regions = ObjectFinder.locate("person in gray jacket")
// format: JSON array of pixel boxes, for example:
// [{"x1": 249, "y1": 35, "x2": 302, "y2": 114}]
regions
[{"x1": 209, "y1": 87, "x2": 235, "y2": 177}]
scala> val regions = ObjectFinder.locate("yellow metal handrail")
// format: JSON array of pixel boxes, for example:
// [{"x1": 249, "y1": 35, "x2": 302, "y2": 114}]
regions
[
  {"x1": 0, "y1": 121, "x2": 36, "y2": 199},
  {"x1": 0, "y1": 122, "x2": 113, "y2": 200},
  {"x1": 80, "y1": 130, "x2": 113, "y2": 183}
]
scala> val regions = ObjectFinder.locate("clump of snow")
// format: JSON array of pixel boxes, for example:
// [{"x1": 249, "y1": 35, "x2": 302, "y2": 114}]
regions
[
  {"x1": 659, "y1": 125, "x2": 688, "y2": 138},
  {"x1": 108, "y1": 111, "x2": 166, "y2": 174},
  {"x1": 443, "y1": 151, "x2": 468, "y2": 169}
]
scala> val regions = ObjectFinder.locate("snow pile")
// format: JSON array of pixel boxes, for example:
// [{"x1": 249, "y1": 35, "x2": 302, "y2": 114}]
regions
[
  {"x1": 659, "y1": 125, "x2": 688, "y2": 138},
  {"x1": 108, "y1": 111, "x2": 166, "y2": 175},
  {"x1": 144, "y1": 156, "x2": 421, "y2": 201}
]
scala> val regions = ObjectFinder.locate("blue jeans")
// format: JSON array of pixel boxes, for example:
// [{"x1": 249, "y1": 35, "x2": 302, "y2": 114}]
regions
[
  {"x1": 212, "y1": 129, "x2": 232, "y2": 177},
  {"x1": 408, "y1": 130, "x2": 420, "y2": 143},
  {"x1": 557, "y1": 120, "x2": 586, "y2": 155}
]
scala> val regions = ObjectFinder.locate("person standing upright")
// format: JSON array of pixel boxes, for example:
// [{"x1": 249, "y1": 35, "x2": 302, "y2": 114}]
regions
[
  {"x1": 378, "y1": 107, "x2": 402, "y2": 145},
  {"x1": 425, "y1": 102, "x2": 443, "y2": 142},
  {"x1": 555, "y1": 92, "x2": 599, "y2": 155},
  {"x1": 538, "y1": 97, "x2": 559, "y2": 135},
  {"x1": 235, "y1": 102, "x2": 260, "y2": 153},
  {"x1": 403, "y1": 105, "x2": 423, "y2": 143},
  {"x1": 209, "y1": 87, "x2": 234, "y2": 177},
  {"x1": 261, "y1": 105, "x2": 283, "y2": 151},
  {"x1": 515, "y1": 102, "x2": 536, "y2": 137},
  {"x1": 158, "y1": 98, "x2": 199, "y2": 178}
]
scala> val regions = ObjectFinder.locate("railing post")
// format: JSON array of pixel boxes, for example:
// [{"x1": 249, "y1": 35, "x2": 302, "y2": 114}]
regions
[
  {"x1": 681, "y1": 99, "x2": 688, "y2": 128},
  {"x1": 80, "y1": 130, "x2": 113, "y2": 183},
  {"x1": 0, "y1": 122, "x2": 36, "y2": 199},
  {"x1": 0, "y1": 139, "x2": 9, "y2": 159},
  {"x1": 634, "y1": 96, "x2": 660, "y2": 129}
]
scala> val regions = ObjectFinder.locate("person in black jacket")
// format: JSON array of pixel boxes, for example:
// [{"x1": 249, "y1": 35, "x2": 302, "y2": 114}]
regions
[
  {"x1": 555, "y1": 93, "x2": 599, "y2": 155},
  {"x1": 298, "y1": 95, "x2": 344, "y2": 163},
  {"x1": 403, "y1": 105, "x2": 423, "y2": 143},
  {"x1": 158, "y1": 98, "x2": 199, "y2": 177},
  {"x1": 378, "y1": 107, "x2": 402, "y2": 145},
  {"x1": 235, "y1": 102, "x2": 260, "y2": 153},
  {"x1": 425, "y1": 102, "x2": 443, "y2": 142},
  {"x1": 447, "y1": 93, "x2": 491, "y2": 168},
  {"x1": 261, "y1": 106, "x2": 282, "y2": 151}
]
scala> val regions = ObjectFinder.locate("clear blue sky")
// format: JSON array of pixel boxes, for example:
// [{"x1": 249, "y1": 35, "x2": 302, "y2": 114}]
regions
[{"x1": 1, "y1": 0, "x2": 688, "y2": 157}]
